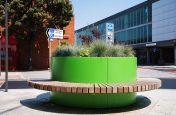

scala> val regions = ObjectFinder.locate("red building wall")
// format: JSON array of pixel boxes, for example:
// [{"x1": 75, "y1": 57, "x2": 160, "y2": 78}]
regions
[
  {"x1": 50, "y1": 17, "x2": 75, "y2": 53},
  {"x1": 1, "y1": 17, "x2": 75, "y2": 70}
]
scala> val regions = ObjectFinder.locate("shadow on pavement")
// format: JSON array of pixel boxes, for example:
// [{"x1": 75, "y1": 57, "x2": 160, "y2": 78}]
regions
[
  {"x1": 154, "y1": 68, "x2": 176, "y2": 72},
  {"x1": 159, "y1": 78, "x2": 176, "y2": 89},
  {"x1": 1, "y1": 81, "x2": 30, "y2": 89},
  {"x1": 20, "y1": 93, "x2": 151, "y2": 114}
]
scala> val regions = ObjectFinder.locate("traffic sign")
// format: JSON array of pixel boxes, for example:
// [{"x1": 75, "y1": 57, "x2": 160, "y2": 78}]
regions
[{"x1": 46, "y1": 28, "x2": 63, "y2": 39}]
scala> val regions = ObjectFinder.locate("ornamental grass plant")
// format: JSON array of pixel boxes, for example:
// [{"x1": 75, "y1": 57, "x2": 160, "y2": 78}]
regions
[
  {"x1": 53, "y1": 40, "x2": 135, "y2": 57},
  {"x1": 90, "y1": 40, "x2": 109, "y2": 57},
  {"x1": 53, "y1": 45, "x2": 79, "y2": 57}
]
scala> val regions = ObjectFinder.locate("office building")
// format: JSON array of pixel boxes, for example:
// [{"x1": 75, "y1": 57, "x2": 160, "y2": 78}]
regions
[{"x1": 75, "y1": 0, "x2": 176, "y2": 65}]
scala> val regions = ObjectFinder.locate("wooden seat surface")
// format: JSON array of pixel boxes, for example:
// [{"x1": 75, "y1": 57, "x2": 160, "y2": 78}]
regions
[{"x1": 28, "y1": 78, "x2": 161, "y2": 94}]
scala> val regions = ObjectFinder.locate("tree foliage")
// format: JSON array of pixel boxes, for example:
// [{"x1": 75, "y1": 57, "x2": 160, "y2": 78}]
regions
[
  {"x1": 79, "y1": 27, "x2": 101, "y2": 45},
  {"x1": 0, "y1": 0, "x2": 73, "y2": 70},
  {"x1": 0, "y1": 0, "x2": 73, "y2": 38}
]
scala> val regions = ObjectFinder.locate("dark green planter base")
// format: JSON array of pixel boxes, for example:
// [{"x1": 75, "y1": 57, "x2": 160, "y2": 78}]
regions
[{"x1": 51, "y1": 92, "x2": 136, "y2": 108}]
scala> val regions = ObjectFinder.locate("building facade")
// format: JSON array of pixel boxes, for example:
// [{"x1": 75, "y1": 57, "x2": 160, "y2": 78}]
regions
[
  {"x1": 75, "y1": 0, "x2": 176, "y2": 65},
  {"x1": 0, "y1": 17, "x2": 75, "y2": 70}
]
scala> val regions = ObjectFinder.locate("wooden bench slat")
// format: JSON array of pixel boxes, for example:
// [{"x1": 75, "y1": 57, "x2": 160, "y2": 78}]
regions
[
  {"x1": 28, "y1": 78, "x2": 161, "y2": 94},
  {"x1": 102, "y1": 84, "x2": 113, "y2": 93},
  {"x1": 94, "y1": 84, "x2": 100, "y2": 93},
  {"x1": 98, "y1": 84, "x2": 107, "y2": 93}
]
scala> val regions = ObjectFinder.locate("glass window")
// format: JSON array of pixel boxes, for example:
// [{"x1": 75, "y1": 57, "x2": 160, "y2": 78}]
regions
[
  {"x1": 130, "y1": 13, "x2": 133, "y2": 27},
  {"x1": 134, "y1": 11, "x2": 137, "y2": 26},
  {"x1": 124, "y1": 15, "x2": 128, "y2": 28},
  {"x1": 141, "y1": 26, "x2": 144, "y2": 43},
  {"x1": 116, "y1": 18, "x2": 119, "y2": 31},
  {"x1": 118, "y1": 18, "x2": 120, "y2": 30},
  {"x1": 123, "y1": 31, "x2": 126, "y2": 42},
  {"x1": 121, "y1": 16, "x2": 123, "y2": 30},
  {"x1": 121, "y1": 16, "x2": 124, "y2": 29},
  {"x1": 131, "y1": 29, "x2": 133, "y2": 44},
  {"x1": 119, "y1": 17, "x2": 121, "y2": 30},
  {"x1": 117, "y1": 32, "x2": 120, "y2": 41},
  {"x1": 129, "y1": 29, "x2": 131, "y2": 44},
  {"x1": 144, "y1": 6, "x2": 148, "y2": 23},
  {"x1": 131, "y1": 12, "x2": 133, "y2": 27},
  {"x1": 128, "y1": 14, "x2": 130, "y2": 28},
  {"x1": 120, "y1": 17, "x2": 122, "y2": 30},
  {"x1": 134, "y1": 28, "x2": 137, "y2": 44},
  {"x1": 137, "y1": 9, "x2": 140, "y2": 25},
  {"x1": 119, "y1": 32, "x2": 122, "y2": 42},
  {"x1": 148, "y1": 24, "x2": 152, "y2": 42},
  {"x1": 148, "y1": 5, "x2": 152, "y2": 22},
  {"x1": 144, "y1": 26, "x2": 147, "y2": 42},
  {"x1": 140, "y1": 8, "x2": 143, "y2": 24},
  {"x1": 137, "y1": 27, "x2": 141, "y2": 43},
  {"x1": 114, "y1": 19, "x2": 117, "y2": 31},
  {"x1": 126, "y1": 30, "x2": 128, "y2": 44}
]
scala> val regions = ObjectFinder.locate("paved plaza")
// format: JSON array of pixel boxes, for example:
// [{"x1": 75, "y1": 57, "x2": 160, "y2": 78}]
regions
[{"x1": 0, "y1": 66, "x2": 176, "y2": 115}]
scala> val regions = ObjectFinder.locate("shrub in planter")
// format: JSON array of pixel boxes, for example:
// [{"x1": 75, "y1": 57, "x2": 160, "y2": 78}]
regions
[
  {"x1": 53, "y1": 45, "x2": 79, "y2": 57},
  {"x1": 51, "y1": 40, "x2": 137, "y2": 108},
  {"x1": 105, "y1": 45, "x2": 135, "y2": 57},
  {"x1": 53, "y1": 40, "x2": 135, "y2": 57},
  {"x1": 90, "y1": 40, "x2": 109, "y2": 57},
  {"x1": 79, "y1": 47, "x2": 90, "y2": 57}
]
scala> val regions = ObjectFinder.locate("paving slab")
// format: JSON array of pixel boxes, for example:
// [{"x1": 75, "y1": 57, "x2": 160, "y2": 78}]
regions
[
  {"x1": 0, "y1": 80, "x2": 5, "y2": 88},
  {"x1": 0, "y1": 66, "x2": 176, "y2": 114},
  {"x1": 1, "y1": 89, "x2": 176, "y2": 115}
]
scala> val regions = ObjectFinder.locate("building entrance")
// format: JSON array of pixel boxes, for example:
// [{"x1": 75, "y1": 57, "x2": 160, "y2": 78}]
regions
[{"x1": 135, "y1": 47, "x2": 175, "y2": 65}]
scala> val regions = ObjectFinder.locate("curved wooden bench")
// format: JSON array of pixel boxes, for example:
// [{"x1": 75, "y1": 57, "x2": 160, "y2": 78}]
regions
[{"x1": 28, "y1": 78, "x2": 161, "y2": 94}]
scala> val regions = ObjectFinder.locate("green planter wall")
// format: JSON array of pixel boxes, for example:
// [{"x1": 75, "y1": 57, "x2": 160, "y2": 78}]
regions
[{"x1": 51, "y1": 57, "x2": 137, "y2": 108}]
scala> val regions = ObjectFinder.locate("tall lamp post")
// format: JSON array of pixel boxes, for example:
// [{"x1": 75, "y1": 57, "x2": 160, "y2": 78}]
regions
[{"x1": 5, "y1": 0, "x2": 8, "y2": 92}]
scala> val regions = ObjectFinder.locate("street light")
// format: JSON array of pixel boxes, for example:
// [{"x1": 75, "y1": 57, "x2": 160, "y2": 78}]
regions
[{"x1": 5, "y1": 0, "x2": 8, "y2": 92}]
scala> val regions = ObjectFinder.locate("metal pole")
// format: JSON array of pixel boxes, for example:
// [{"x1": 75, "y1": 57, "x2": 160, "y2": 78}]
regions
[
  {"x1": 49, "y1": 39, "x2": 52, "y2": 69},
  {"x1": 0, "y1": 34, "x2": 1, "y2": 76},
  {"x1": 58, "y1": 39, "x2": 60, "y2": 46},
  {"x1": 5, "y1": 0, "x2": 8, "y2": 92}
]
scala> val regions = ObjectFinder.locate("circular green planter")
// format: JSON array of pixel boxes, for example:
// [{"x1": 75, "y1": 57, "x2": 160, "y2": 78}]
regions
[{"x1": 51, "y1": 57, "x2": 137, "y2": 108}]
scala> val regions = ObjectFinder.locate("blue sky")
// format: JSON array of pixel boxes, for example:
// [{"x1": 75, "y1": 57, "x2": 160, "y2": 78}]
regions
[{"x1": 71, "y1": 0, "x2": 146, "y2": 30}]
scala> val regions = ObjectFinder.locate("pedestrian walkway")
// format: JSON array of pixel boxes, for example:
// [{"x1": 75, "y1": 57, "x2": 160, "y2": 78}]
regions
[
  {"x1": 137, "y1": 66, "x2": 176, "y2": 78},
  {"x1": 0, "y1": 80, "x2": 5, "y2": 88},
  {"x1": 0, "y1": 72, "x2": 24, "y2": 80},
  {"x1": 0, "y1": 66, "x2": 176, "y2": 115}
]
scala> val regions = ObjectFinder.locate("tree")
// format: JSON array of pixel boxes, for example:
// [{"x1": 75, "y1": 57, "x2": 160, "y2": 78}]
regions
[
  {"x1": 79, "y1": 26, "x2": 101, "y2": 45},
  {"x1": 0, "y1": 0, "x2": 73, "y2": 70}
]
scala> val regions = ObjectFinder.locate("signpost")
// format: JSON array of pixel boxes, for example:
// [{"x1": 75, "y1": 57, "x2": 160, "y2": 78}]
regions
[
  {"x1": 5, "y1": 0, "x2": 8, "y2": 92},
  {"x1": 46, "y1": 28, "x2": 63, "y2": 39},
  {"x1": 46, "y1": 28, "x2": 63, "y2": 69},
  {"x1": 106, "y1": 23, "x2": 114, "y2": 45},
  {"x1": 0, "y1": 33, "x2": 1, "y2": 76}
]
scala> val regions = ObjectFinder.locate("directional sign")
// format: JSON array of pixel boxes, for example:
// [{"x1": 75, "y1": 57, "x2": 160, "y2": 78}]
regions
[
  {"x1": 46, "y1": 28, "x2": 63, "y2": 39},
  {"x1": 106, "y1": 23, "x2": 114, "y2": 45}
]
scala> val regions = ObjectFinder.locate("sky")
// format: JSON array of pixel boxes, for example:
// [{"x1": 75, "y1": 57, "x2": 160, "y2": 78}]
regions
[{"x1": 71, "y1": 0, "x2": 147, "y2": 30}]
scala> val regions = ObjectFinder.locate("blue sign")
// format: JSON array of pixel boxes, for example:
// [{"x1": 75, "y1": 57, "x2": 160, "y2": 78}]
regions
[
  {"x1": 46, "y1": 28, "x2": 63, "y2": 39},
  {"x1": 48, "y1": 28, "x2": 55, "y2": 38},
  {"x1": 107, "y1": 23, "x2": 113, "y2": 32}
]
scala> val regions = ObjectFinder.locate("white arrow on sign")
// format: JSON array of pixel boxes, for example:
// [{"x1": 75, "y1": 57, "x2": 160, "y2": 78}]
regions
[{"x1": 46, "y1": 28, "x2": 63, "y2": 39}]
